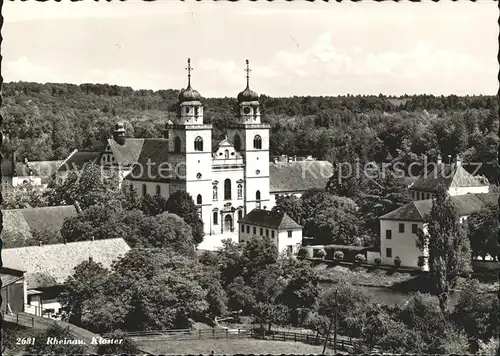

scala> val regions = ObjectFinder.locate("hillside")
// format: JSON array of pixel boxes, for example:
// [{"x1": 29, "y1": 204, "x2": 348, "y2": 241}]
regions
[{"x1": 1, "y1": 82, "x2": 498, "y2": 179}]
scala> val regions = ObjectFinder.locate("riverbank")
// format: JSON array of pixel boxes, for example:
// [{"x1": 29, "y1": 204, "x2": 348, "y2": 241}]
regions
[{"x1": 313, "y1": 263, "x2": 499, "y2": 294}]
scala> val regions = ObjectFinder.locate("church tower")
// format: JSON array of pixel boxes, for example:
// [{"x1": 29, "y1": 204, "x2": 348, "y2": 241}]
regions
[
  {"x1": 165, "y1": 58, "x2": 213, "y2": 233},
  {"x1": 227, "y1": 60, "x2": 271, "y2": 213}
]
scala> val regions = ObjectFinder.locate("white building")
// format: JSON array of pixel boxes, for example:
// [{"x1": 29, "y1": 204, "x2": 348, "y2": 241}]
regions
[
  {"x1": 378, "y1": 193, "x2": 498, "y2": 269},
  {"x1": 408, "y1": 154, "x2": 489, "y2": 201},
  {"x1": 238, "y1": 208, "x2": 303, "y2": 256}
]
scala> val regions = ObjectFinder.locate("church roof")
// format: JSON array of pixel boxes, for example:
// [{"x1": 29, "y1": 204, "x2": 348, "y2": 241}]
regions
[
  {"x1": 379, "y1": 193, "x2": 499, "y2": 222},
  {"x1": 125, "y1": 139, "x2": 171, "y2": 182},
  {"x1": 2, "y1": 238, "x2": 130, "y2": 289},
  {"x1": 409, "y1": 163, "x2": 488, "y2": 193},
  {"x1": 238, "y1": 209, "x2": 302, "y2": 230},
  {"x1": 269, "y1": 160, "x2": 333, "y2": 193},
  {"x1": 58, "y1": 150, "x2": 100, "y2": 172},
  {"x1": 106, "y1": 138, "x2": 145, "y2": 166}
]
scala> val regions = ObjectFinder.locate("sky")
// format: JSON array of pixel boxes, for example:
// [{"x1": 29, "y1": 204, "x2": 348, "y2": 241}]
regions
[{"x1": 2, "y1": 0, "x2": 498, "y2": 97}]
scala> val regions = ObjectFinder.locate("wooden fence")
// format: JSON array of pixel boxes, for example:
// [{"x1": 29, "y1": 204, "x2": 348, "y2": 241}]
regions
[{"x1": 113, "y1": 327, "x2": 364, "y2": 352}]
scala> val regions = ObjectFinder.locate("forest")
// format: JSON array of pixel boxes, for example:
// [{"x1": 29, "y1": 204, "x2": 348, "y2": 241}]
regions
[{"x1": 1, "y1": 81, "x2": 498, "y2": 181}]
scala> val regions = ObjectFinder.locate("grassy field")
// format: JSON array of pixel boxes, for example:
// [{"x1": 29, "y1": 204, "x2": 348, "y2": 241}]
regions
[{"x1": 137, "y1": 338, "x2": 330, "y2": 354}]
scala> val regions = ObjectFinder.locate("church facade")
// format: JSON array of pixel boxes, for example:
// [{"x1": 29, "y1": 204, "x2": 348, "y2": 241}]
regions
[{"x1": 121, "y1": 59, "x2": 271, "y2": 235}]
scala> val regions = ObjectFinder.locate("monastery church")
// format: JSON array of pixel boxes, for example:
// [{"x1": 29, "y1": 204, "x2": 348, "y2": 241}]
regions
[{"x1": 81, "y1": 59, "x2": 332, "y2": 239}]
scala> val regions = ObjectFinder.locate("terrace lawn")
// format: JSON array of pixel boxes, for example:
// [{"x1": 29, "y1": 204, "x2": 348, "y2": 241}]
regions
[{"x1": 137, "y1": 338, "x2": 330, "y2": 355}]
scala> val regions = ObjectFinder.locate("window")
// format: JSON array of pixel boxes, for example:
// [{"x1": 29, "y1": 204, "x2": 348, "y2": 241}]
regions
[
  {"x1": 142, "y1": 184, "x2": 147, "y2": 196},
  {"x1": 386, "y1": 230, "x2": 392, "y2": 239},
  {"x1": 253, "y1": 227, "x2": 256, "y2": 235},
  {"x1": 225, "y1": 149, "x2": 229, "y2": 159},
  {"x1": 213, "y1": 211, "x2": 219, "y2": 225},
  {"x1": 260, "y1": 228, "x2": 263, "y2": 236},
  {"x1": 246, "y1": 225, "x2": 250, "y2": 234},
  {"x1": 241, "y1": 224, "x2": 245, "y2": 232},
  {"x1": 399, "y1": 223, "x2": 405, "y2": 233},
  {"x1": 237, "y1": 184, "x2": 243, "y2": 199},
  {"x1": 386, "y1": 248, "x2": 392, "y2": 258},
  {"x1": 197, "y1": 194, "x2": 202, "y2": 205},
  {"x1": 196, "y1": 173, "x2": 202, "y2": 179},
  {"x1": 238, "y1": 210, "x2": 243, "y2": 220},
  {"x1": 155, "y1": 185, "x2": 161, "y2": 196},
  {"x1": 412, "y1": 224, "x2": 418, "y2": 234},
  {"x1": 255, "y1": 170, "x2": 260, "y2": 175},
  {"x1": 416, "y1": 192, "x2": 420, "y2": 200},
  {"x1": 213, "y1": 186, "x2": 218, "y2": 201},
  {"x1": 288, "y1": 231, "x2": 292, "y2": 238},
  {"x1": 266, "y1": 229, "x2": 269, "y2": 237},
  {"x1": 195, "y1": 107, "x2": 199, "y2": 117},
  {"x1": 253, "y1": 135, "x2": 262, "y2": 149},
  {"x1": 224, "y1": 179, "x2": 231, "y2": 200},
  {"x1": 174, "y1": 137, "x2": 181, "y2": 153},
  {"x1": 234, "y1": 134, "x2": 241, "y2": 151},
  {"x1": 271, "y1": 231, "x2": 275, "y2": 239},
  {"x1": 194, "y1": 136, "x2": 203, "y2": 151},
  {"x1": 256, "y1": 190, "x2": 261, "y2": 201}
]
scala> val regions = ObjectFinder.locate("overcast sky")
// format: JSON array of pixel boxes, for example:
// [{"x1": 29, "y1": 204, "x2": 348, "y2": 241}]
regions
[{"x1": 3, "y1": 1, "x2": 498, "y2": 97}]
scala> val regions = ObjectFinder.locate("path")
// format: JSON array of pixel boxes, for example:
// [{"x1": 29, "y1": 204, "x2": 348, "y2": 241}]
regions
[{"x1": 197, "y1": 232, "x2": 238, "y2": 251}]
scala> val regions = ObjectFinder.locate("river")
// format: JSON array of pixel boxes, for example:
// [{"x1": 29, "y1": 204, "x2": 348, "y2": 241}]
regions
[{"x1": 319, "y1": 282, "x2": 461, "y2": 307}]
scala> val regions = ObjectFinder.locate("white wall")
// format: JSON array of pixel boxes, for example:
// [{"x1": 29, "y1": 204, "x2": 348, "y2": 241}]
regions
[
  {"x1": 448, "y1": 185, "x2": 489, "y2": 196},
  {"x1": 379, "y1": 219, "x2": 425, "y2": 268},
  {"x1": 238, "y1": 222, "x2": 302, "y2": 255}
]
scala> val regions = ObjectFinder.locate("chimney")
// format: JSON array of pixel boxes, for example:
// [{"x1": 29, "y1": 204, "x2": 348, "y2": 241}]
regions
[
  {"x1": 38, "y1": 241, "x2": 42, "y2": 247},
  {"x1": 113, "y1": 122, "x2": 126, "y2": 145},
  {"x1": 437, "y1": 154, "x2": 442, "y2": 165},
  {"x1": 91, "y1": 236, "x2": 95, "y2": 242},
  {"x1": 455, "y1": 155, "x2": 461, "y2": 167},
  {"x1": 11, "y1": 150, "x2": 16, "y2": 176}
]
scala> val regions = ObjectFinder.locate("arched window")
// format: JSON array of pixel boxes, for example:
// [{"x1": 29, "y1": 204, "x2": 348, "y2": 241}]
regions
[
  {"x1": 253, "y1": 135, "x2": 262, "y2": 149},
  {"x1": 224, "y1": 149, "x2": 229, "y2": 159},
  {"x1": 213, "y1": 185, "x2": 218, "y2": 201},
  {"x1": 174, "y1": 137, "x2": 181, "y2": 153},
  {"x1": 155, "y1": 185, "x2": 161, "y2": 196},
  {"x1": 213, "y1": 211, "x2": 219, "y2": 225},
  {"x1": 234, "y1": 134, "x2": 242, "y2": 151},
  {"x1": 224, "y1": 179, "x2": 231, "y2": 200},
  {"x1": 238, "y1": 209, "x2": 243, "y2": 221},
  {"x1": 197, "y1": 194, "x2": 202, "y2": 205},
  {"x1": 256, "y1": 190, "x2": 261, "y2": 200},
  {"x1": 237, "y1": 184, "x2": 243, "y2": 199},
  {"x1": 142, "y1": 184, "x2": 147, "y2": 197},
  {"x1": 194, "y1": 136, "x2": 203, "y2": 151}
]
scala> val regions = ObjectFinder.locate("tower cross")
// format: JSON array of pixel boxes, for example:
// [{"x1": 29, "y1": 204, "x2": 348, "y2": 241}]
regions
[
  {"x1": 185, "y1": 58, "x2": 193, "y2": 87},
  {"x1": 245, "y1": 59, "x2": 251, "y2": 87}
]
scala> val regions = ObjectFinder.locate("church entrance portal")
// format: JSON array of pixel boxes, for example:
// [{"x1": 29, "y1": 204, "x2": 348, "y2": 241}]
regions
[{"x1": 224, "y1": 215, "x2": 233, "y2": 233}]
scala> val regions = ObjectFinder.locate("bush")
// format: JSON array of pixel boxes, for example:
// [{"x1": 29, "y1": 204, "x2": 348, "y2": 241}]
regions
[
  {"x1": 394, "y1": 256, "x2": 402, "y2": 268},
  {"x1": 354, "y1": 254, "x2": 366, "y2": 264},
  {"x1": 315, "y1": 248, "x2": 326, "y2": 259},
  {"x1": 325, "y1": 246, "x2": 335, "y2": 260},
  {"x1": 374, "y1": 257, "x2": 382, "y2": 267},
  {"x1": 297, "y1": 247, "x2": 308, "y2": 258},
  {"x1": 334, "y1": 250, "x2": 344, "y2": 261}
]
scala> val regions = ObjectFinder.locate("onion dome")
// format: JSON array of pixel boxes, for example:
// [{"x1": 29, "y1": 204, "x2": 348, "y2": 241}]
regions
[
  {"x1": 237, "y1": 59, "x2": 259, "y2": 103},
  {"x1": 178, "y1": 84, "x2": 201, "y2": 103},
  {"x1": 178, "y1": 58, "x2": 201, "y2": 103}
]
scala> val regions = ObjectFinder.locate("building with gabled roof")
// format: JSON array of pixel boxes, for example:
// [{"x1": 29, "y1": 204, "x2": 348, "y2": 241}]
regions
[
  {"x1": 408, "y1": 155, "x2": 489, "y2": 200},
  {"x1": 1, "y1": 151, "x2": 63, "y2": 188},
  {"x1": 378, "y1": 193, "x2": 499, "y2": 269},
  {"x1": 1, "y1": 238, "x2": 130, "y2": 317},
  {"x1": 2, "y1": 205, "x2": 78, "y2": 248},
  {"x1": 238, "y1": 208, "x2": 303, "y2": 256}
]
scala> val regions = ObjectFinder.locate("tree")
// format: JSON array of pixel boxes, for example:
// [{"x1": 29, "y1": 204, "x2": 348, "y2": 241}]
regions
[
  {"x1": 140, "y1": 193, "x2": 168, "y2": 216},
  {"x1": 325, "y1": 157, "x2": 361, "y2": 198},
  {"x1": 467, "y1": 203, "x2": 499, "y2": 260},
  {"x1": 60, "y1": 258, "x2": 109, "y2": 326},
  {"x1": 25, "y1": 324, "x2": 88, "y2": 355},
  {"x1": 226, "y1": 276, "x2": 255, "y2": 314},
  {"x1": 216, "y1": 239, "x2": 244, "y2": 287},
  {"x1": 147, "y1": 212, "x2": 195, "y2": 255},
  {"x1": 272, "y1": 195, "x2": 304, "y2": 225},
  {"x1": 1, "y1": 182, "x2": 48, "y2": 209},
  {"x1": 416, "y1": 184, "x2": 472, "y2": 312},
  {"x1": 477, "y1": 338, "x2": 500, "y2": 356},
  {"x1": 451, "y1": 279, "x2": 499, "y2": 344},
  {"x1": 166, "y1": 191, "x2": 204, "y2": 244},
  {"x1": 241, "y1": 235, "x2": 278, "y2": 281}
]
